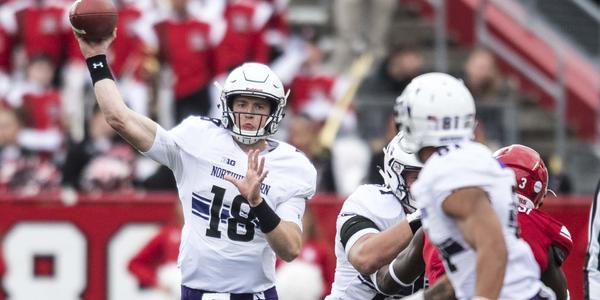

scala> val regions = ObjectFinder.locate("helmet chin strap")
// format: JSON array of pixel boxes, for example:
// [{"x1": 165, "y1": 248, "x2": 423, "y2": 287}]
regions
[
  {"x1": 225, "y1": 109, "x2": 275, "y2": 145},
  {"x1": 232, "y1": 134, "x2": 262, "y2": 145},
  {"x1": 231, "y1": 125, "x2": 266, "y2": 145}
]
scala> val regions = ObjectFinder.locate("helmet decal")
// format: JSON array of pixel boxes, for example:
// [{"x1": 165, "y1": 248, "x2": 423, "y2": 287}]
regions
[
  {"x1": 394, "y1": 72, "x2": 476, "y2": 153},
  {"x1": 493, "y1": 144, "x2": 549, "y2": 208}
]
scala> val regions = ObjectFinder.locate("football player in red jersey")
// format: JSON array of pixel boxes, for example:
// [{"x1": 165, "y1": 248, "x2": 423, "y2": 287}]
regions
[
  {"x1": 374, "y1": 144, "x2": 572, "y2": 300},
  {"x1": 495, "y1": 144, "x2": 573, "y2": 299}
]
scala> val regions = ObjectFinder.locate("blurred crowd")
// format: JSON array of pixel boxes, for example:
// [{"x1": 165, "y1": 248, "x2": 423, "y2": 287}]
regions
[
  {"x1": 0, "y1": 0, "x2": 571, "y2": 199},
  {"x1": 0, "y1": 1, "x2": 578, "y2": 299}
]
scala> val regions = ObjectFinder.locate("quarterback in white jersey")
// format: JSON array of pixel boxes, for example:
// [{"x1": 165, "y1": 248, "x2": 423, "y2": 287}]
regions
[
  {"x1": 326, "y1": 134, "x2": 425, "y2": 300},
  {"x1": 395, "y1": 73, "x2": 551, "y2": 300},
  {"x1": 146, "y1": 116, "x2": 315, "y2": 292},
  {"x1": 75, "y1": 32, "x2": 316, "y2": 299}
]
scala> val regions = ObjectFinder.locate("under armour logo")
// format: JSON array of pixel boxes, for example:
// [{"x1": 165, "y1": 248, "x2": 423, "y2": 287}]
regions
[{"x1": 92, "y1": 62, "x2": 104, "y2": 69}]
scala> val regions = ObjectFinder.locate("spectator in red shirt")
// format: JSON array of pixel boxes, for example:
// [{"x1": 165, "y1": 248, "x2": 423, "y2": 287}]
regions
[
  {"x1": 287, "y1": 31, "x2": 338, "y2": 115},
  {"x1": 0, "y1": 10, "x2": 14, "y2": 74},
  {"x1": 12, "y1": 0, "x2": 87, "y2": 142},
  {"x1": 14, "y1": 0, "x2": 74, "y2": 65},
  {"x1": 110, "y1": 0, "x2": 153, "y2": 117},
  {"x1": 141, "y1": 0, "x2": 222, "y2": 122},
  {"x1": 213, "y1": 0, "x2": 270, "y2": 76},
  {"x1": 111, "y1": 0, "x2": 146, "y2": 79},
  {"x1": 0, "y1": 3, "x2": 14, "y2": 107},
  {"x1": 6, "y1": 54, "x2": 63, "y2": 155},
  {"x1": 128, "y1": 201, "x2": 183, "y2": 298}
]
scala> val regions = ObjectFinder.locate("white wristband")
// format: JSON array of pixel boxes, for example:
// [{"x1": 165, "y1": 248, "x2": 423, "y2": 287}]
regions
[
  {"x1": 388, "y1": 259, "x2": 410, "y2": 286},
  {"x1": 406, "y1": 209, "x2": 422, "y2": 223}
]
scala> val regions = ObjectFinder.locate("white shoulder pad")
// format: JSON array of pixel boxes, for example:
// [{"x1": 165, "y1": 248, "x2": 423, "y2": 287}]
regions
[
  {"x1": 169, "y1": 117, "x2": 225, "y2": 157},
  {"x1": 420, "y1": 142, "x2": 511, "y2": 197},
  {"x1": 268, "y1": 141, "x2": 317, "y2": 200},
  {"x1": 342, "y1": 184, "x2": 402, "y2": 220}
]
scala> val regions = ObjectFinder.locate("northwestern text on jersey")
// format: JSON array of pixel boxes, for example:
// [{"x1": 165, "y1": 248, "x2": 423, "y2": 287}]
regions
[{"x1": 211, "y1": 166, "x2": 271, "y2": 196}]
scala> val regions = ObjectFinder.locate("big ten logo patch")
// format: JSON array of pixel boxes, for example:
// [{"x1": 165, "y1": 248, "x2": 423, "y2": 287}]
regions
[{"x1": 222, "y1": 157, "x2": 236, "y2": 167}]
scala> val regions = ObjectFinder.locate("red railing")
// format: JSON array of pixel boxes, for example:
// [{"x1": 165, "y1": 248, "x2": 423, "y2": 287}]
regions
[{"x1": 405, "y1": 0, "x2": 600, "y2": 140}]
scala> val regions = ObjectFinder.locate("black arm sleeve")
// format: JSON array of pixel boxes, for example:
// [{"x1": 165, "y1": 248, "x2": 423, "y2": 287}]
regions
[
  {"x1": 340, "y1": 215, "x2": 379, "y2": 249},
  {"x1": 376, "y1": 228, "x2": 426, "y2": 295}
]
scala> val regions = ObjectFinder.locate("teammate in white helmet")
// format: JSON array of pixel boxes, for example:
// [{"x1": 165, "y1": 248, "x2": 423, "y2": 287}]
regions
[
  {"x1": 75, "y1": 32, "x2": 316, "y2": 299},
  {"x1": 325, "y1": 133, "x2": 426, "y2": 299},
  {"x1": 393, "y1": 72, "x2": 553, "y2": 300}
]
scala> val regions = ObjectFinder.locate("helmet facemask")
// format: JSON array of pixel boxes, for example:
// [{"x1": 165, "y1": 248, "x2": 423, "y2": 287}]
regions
[
  {"x1": 215, "y1": 63, "x2": 289, "y2": 145},
  {"x1": 222, "y1": 94, "x2": 283, "y2": 145},
  {"x1": 379, "y1": 161, "x2": 420, "y2": 213},
  {"x1": 379, "y1": 134, "x2": 423, "y2": 213}
]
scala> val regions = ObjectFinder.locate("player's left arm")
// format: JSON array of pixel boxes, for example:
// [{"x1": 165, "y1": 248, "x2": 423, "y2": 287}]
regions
[
  {"x1": 442, "y1": 187, "x2": 507, "y2": 300},
  {"x1": 262, "y1": 216, "x2": 303, "y2": 262},
  {"x1": 373, "y1": 227, "x2": 425, "y2": 295},
  {"x1": 541, "y1": 245, "x2": 569, "y2": 300},
  {"x1": 225, "y1": 149, "x2": 303, "y2": 261}
]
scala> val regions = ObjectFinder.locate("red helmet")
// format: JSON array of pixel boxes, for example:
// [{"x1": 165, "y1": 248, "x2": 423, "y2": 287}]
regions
[{"x1": 493, "y1": 144, "x2": 549, "y2": 208}]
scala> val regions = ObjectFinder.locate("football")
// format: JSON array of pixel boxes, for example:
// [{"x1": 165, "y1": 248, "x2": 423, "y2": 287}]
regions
[{"x1": 69, "y1": 0, "x2": 118, "y2": 43}]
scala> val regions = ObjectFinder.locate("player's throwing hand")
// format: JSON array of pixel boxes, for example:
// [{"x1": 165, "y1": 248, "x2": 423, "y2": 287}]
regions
[
  {"x1": 73, "y1": 29, "x2": 116, "y2": 59},
  {"x1": 225, "y1": 149, "x2": 269, "y2": 207}
]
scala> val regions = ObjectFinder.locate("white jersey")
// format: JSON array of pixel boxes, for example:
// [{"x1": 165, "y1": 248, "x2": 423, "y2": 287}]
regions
[
  {"x1": 585, "y1": 179, "x2": 600, "y2": 299},
  {"x1": 144, "y1": 117, "x2": 317, "y2": 293},
  {"x1": 412, "y1": 142, "x2": 541, "y2": 300},
  {"x1": 326, "y1": 184, "x2": 424, "y2": 300}
]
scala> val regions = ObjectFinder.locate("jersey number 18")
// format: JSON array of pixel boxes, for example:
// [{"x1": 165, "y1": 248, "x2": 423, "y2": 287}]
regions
[{"x1": 205, "y1": 185, "x2": 256, "y2": 241}]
